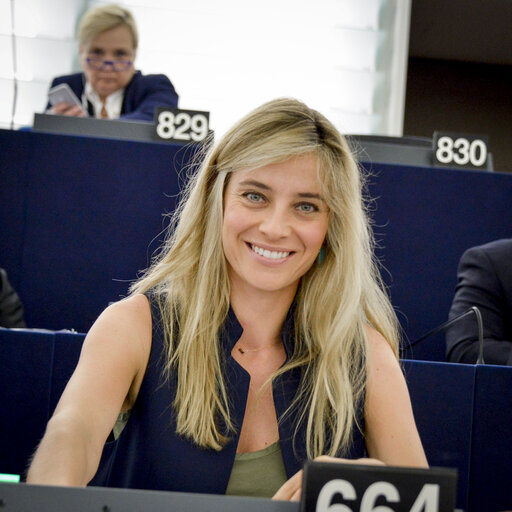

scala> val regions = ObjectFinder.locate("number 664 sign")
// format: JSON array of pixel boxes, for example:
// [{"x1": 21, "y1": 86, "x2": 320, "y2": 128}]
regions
[
  {"x1": 301, "y1": 462, "x2": 457, "y2": 512},
  {"x1": 154, "y1": 107, "x2": 210, "y2": 143}
]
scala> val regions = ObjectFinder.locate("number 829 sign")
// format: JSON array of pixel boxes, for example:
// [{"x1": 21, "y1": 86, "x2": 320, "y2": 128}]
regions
[{"x1": 154, "y1": 107, "x2": 210, "y2": 143}]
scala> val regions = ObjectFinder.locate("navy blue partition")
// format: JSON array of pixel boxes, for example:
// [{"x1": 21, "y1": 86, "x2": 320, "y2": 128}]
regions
[
  {"x1": 2, "y1": 128, "x2": 512, "y2": 358},
  {"x1": 402, "y1": 360, "x2": 475, "y2": 511},
  {"x1": 0, "y1": 329, "x2": 54, "y2": 478},
  {"x1": 0, "y1": 328, "x2": 85, "y2": 478},
  {"x1": 0, "y1": 129, "x2": 195, "y2": 332},
  {"x1": 365, "y1": 163, "x2": 512, "y2": 361},
  {"x1": 470, "y1": 365, "x2": 512, "y2": 512}
]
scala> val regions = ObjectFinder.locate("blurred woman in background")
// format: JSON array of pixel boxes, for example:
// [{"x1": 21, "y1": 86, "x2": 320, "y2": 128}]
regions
[{"x1": 46, "y1": 4, "x2": 178, "y2": 121}]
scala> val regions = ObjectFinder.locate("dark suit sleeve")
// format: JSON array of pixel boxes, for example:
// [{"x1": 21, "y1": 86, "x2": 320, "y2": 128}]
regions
[
  {"x1": 121, "y1": 74, "x2": 179, "y2": 122},
  {"x1": 0, "y1": 269, "x2": 26, "y2": 328},
  {"x1": 446, "y1": 246, "x2": 512, "y2": 365}
]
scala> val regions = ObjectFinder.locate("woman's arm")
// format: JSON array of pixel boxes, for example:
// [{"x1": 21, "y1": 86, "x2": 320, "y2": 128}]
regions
[
  {"x1": 273, "y1": 327, "x2": 427, "y2": 502},
  {"x1": 26, "y1": 294, "x2": 152, "y2": 486},
  {"x1": 364, "y1": 326, "x2": 428, "y2": 467}
]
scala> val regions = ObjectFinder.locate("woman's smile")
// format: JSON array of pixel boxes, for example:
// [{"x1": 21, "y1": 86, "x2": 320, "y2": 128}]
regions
[{"x1": 248, "y1": 243, "x2": 292, "y2": 262}]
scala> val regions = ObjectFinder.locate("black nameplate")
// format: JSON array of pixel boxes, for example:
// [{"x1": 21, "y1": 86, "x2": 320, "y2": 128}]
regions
[
  {"x1": 301, "y1": 461, "x2": 457, "y2": 512},
  {"x1": 433, "y1": 131, "x2": 489, "y2": 170},
  {"x1": 154, "y1": 107, "x2": 210, "y2": 143}
]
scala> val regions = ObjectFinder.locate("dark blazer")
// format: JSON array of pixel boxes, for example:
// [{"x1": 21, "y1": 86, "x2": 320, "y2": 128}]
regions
[
  {"x1": 446, "y1": 238, "x2": 512, "y2": 365},
  {"x1": 90, "y1": 295, "x2": 366, "y2": 493},
  {"x1": 47, "y1": 71, "x2": 178, "y2": 122},
  {"x1": 0, "y1": 268, "x2": 26, "y2": 328}
]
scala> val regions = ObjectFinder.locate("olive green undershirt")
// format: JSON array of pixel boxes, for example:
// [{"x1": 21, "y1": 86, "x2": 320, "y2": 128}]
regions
[
  {"x1": 111, "y1": 411, "x2": 287, "y2": 497},
  {"x1": 225, "y1": 441, "x2": 287, "y2": 498},
  {"x1": 112, "y1": 410, "x2": 131, "y2": 441}
]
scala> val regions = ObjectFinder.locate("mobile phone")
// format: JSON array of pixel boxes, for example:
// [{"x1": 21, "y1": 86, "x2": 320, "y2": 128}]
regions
[{"x1": 48, "y1": 83, "x2": 82, "y2": 107}]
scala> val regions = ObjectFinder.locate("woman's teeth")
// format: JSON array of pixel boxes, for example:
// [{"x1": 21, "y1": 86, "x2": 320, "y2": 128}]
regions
[{"x1": 251, "y1": 244, "x2": 290, "y2": 260}]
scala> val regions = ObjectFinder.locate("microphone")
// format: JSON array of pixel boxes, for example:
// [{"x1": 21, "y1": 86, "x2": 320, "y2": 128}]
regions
[{"x1": 402, "y1": 306, "x2": 485, "y2": 364}]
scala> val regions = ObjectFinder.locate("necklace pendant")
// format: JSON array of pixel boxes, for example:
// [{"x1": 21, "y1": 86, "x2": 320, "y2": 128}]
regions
[{"x1": 238, "y1": 347, "x2": 245, "y2": 354}]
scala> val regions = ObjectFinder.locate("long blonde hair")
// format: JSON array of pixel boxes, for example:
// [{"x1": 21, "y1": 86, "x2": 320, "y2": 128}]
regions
[{"x1": 131, "y1": 98, "x2": 399, "y2": 457}]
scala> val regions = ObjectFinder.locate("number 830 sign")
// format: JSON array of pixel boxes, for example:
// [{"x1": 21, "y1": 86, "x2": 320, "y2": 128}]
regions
[
  {"x1": 433, "y1": 131, "x2": 489, "y2": 170},
  {"x1": 154, "y1": 107, "x2": 210, "y2": 143}
]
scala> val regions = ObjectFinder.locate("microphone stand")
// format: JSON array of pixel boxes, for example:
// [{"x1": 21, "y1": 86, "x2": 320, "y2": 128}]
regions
[{"x1": 403, "y1": 306, "x2": 485, "y2": 364}]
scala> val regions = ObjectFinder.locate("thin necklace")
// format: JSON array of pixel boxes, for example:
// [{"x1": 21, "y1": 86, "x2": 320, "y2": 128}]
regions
[{"x1": 236, "y1": 340, "x2": 281, "y2": 355}]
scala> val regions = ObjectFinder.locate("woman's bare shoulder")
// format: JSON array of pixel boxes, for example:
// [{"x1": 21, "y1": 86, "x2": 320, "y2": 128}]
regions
[
  {"x1": 89, "y1": 294, "x2": 152, "y2": 340},
  {"x1": 81, "y1": 293, "x2": 153, "y2": 382},
  {"x1": 102, "y1": 293, "x2": 151, "y2": 321},
  {"x1": 364, "y1": 324, "x2": 398, "y2": 368}
]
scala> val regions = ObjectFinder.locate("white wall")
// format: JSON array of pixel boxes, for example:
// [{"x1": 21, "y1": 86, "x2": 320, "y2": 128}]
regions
[{"x1": 1, "y1": 0, "x2": 411, "y2": 136}]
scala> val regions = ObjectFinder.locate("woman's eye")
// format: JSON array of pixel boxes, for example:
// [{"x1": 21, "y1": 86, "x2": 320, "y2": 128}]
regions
[
  {"x1": 245, "y1": 192, "x2": 264, "y2": 203},
  {"x1": 297, "y1": 203, "x2": 318, "y2": 213}
]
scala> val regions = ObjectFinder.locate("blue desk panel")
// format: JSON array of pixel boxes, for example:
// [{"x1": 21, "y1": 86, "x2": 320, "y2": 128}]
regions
[
  {"x1": 0, "y1": 328, "x2": 86, "y2": 478},
  {"x1": 1, "y1": 329, "x2": 510, "y2": 511},
  {"x1": 366, "y1": 163, "x2": 512, "y2": 361},
  {"x1": 0, "y1": 328, "x2": 80, "y2": 478},
  {"x1": 0, "y1": 129, "x2": 196, "y2": 332},
  {"x1": 470, "y1": 364, "x2": 512, "y2": 512},
  {"x1": 402, "y1": 360, "x2": 475, "y2": 511},
  {"x1": 0, "y1": 130, "x2": 30, "y2": 289}
]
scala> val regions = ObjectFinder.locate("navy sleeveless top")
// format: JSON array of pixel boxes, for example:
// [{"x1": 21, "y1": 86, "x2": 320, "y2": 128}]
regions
[{"x1": 89, "y1": 294, "x2": 366, "y2": 493}]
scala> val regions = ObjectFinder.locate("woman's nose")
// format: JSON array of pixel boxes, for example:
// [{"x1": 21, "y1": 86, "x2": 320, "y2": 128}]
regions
[{"x1": 258, "y1": 207, "x2": 292, "y2": 240}]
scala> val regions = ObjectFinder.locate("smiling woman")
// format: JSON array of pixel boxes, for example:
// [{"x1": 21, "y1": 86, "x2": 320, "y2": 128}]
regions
[
  {"x1": 45, "y1": 3, "x2": 178, "y2": 121},
  {"x1": 27, "y1": 98, "x2": 427, "y2": 499}
]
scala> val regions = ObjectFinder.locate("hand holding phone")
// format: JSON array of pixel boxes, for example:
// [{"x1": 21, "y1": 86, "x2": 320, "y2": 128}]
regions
[
  {"x1": 48, "y1": 83, "x2": 85, "y2": 117},
  {"x1": 48, "y1": 83, "x2": 82, "y2": 107}
]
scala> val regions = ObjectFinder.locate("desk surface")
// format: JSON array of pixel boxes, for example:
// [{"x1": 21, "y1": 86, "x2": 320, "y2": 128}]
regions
[
  {"x1": 0, "y1": 483, "x2": 298, "y2": 512},
  {"x1": 33, "y1": 113, "x2": 159, "y2": 143},
  {"x1": 0, "y1": 482, "x2": 466, "y2": 512}
]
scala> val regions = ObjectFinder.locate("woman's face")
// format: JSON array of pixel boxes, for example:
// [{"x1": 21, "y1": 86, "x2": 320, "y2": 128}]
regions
[
  {"x1": 80, "y1": 24, "x2": 136, "y2": 100},
  {"x1": 222, "y1": 153, "x2": 329, "y2": 299}
]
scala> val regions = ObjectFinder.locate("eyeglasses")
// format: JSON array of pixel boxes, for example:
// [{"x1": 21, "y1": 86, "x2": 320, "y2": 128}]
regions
[{"x1": 85, "y1": 56, "x2": 133, "y2": 71}]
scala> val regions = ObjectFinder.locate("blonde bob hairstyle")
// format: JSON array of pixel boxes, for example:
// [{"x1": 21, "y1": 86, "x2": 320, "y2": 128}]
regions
[
  {"x1": 132, "y1": 98, "x2": 399, "y2": 458},
  {"x1": 77, "y1": 4, "x2": 138, "y2": 50}
]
